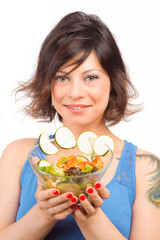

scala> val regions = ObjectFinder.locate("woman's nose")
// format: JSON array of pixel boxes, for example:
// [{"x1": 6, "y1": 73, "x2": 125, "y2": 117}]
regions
[{"x1": 68, "y1": 79, "x2": 86, "y2": 99}]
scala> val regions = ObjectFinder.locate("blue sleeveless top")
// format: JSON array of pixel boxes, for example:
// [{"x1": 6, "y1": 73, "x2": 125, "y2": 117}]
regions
[{"x1": 16, "y1": 138, "x2": 137, "y2": 240}]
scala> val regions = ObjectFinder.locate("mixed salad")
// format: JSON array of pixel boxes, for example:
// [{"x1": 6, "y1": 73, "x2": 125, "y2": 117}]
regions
[{"x1": 30, "y1": 126, "x2": 114, "y2": 194}]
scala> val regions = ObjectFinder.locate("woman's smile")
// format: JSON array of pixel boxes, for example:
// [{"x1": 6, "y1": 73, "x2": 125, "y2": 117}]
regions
[{"x1": 65, "y1": 104, "x2": 91, "y2": 113}]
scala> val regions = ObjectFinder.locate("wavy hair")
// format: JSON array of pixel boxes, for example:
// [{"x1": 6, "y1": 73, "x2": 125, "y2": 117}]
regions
[{"x1": 16, "y1": 11, "x2": 141, "y2": 126}]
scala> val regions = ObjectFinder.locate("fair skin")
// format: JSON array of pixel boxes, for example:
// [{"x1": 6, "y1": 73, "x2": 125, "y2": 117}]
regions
[
  {"x1": 51, "y1": 51, "x2": 111, "y2": 136},
  {"x1": 0, "y1": 51, "x2": 159, "y2": 239}
]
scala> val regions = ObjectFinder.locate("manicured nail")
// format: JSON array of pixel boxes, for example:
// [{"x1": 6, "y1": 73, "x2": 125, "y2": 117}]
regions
[
  {"x1": 71, "y1": 204, "x2": 79, "y2": 210},
  {"x1": 74, "y1": 205, "x2": 79, "y2": 210},
  {"x1": 71, "y1": 204, "x2": 76, "y2": 209},
  {"x1": 95, "y1": 182, "x2": 101, "y2": 189},
  {"x1": 66, "y1": 193, "x2": 73, "y2": 199},
  {"x1": 71, "y1": 197, "x2": 77, "y2": 203},
  {"x1": 79, "y1": 194, "x2": 86, "y2": 201},
  {"x1": 53, "y1": 190, "x2": 59, "y2": 195},
  {"x1": 87, "y1": 187, "x2": 94, "y2": 194}
]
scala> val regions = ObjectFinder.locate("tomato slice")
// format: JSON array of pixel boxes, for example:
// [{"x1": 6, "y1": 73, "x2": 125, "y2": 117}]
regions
[
  {"x1": 64, "y1": 155, "x2": 79, "y2": 169},
  {"x1": 78, "y1": 161, "x2": 92, "y2": 170},
  {"x1": 93, "y1": 156, "x2": 103, "y2": 169}
]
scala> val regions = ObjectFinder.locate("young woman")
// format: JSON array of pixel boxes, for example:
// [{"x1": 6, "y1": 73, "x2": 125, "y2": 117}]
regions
[{"x1": 0, "y1": 11, "x2": 159, "y2": 240}]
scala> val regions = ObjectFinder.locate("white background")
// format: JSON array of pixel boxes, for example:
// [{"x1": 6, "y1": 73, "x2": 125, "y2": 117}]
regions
[{"x1": 0, "y1": 0, "x2": 160, "y2": 157}]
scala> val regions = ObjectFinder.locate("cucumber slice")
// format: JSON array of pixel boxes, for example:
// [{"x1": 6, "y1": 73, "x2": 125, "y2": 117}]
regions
[
  {"x1": 39, "y1": 132, "x2": 59, "y2": 155},
  {"x1": 55, "y1": 126, "x2": 76, "y2": 149},
  {"x1": 77, "y1": 131, "x2": 98, "y2": 155},
  {"x1": 93, "y1": 135, "x2": 114, "y2": 156},
  {"x1": 38, "y1": 160, "x2": 51, "y2": 167},
  {"x1": 56, "y1": 181, "x2": 81, "y2": 195}
]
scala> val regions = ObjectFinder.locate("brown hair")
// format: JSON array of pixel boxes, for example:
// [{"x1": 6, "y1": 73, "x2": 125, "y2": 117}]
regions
[{"x1": 16, "y1": 11, "x2": 141, "y2": 126}]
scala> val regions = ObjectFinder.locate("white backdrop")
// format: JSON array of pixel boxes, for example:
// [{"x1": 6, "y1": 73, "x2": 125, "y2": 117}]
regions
[{"x1": 0, "y1": 0, "x2": 160, "y2": 157}]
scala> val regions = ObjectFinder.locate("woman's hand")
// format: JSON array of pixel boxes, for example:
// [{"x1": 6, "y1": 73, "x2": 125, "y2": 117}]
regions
[
  {"x1": 35, "y1": 180, "x2": 78, "y2": 222},
  {"x1": 72, "y1": 182, "x2": 110, "y2": 222}
]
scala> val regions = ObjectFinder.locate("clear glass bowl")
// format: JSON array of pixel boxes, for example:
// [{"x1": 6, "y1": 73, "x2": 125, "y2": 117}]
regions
[{"x1": 28, "y1": 138, "x2": 113, "y2": 196}]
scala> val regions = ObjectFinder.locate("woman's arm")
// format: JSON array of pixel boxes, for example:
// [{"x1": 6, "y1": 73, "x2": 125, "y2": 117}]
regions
[
  {"x1": 72, "y1": 152, "x2": 160, "y2": 240},
  {"x1": 73, "y1": 208, "x2": 127, "y2": 240},
  {"x1": 0, "y1": 204, "x2": 57, "y2": 240},
  {"x1": 0, "y1": 140, "x2": 77, "y2": 239},
  {"x1": 0, "y1": 139, "x2": 55, "y2": 239},
  {"x1": 129, "y1": 152, "x2": 160, "y2": 240},
  {"x1": 72, "y1": 185, "x2": 127, "y2": 240}
]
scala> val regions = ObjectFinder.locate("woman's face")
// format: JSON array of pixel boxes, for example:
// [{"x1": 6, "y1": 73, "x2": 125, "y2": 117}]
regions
[{"x1": 51, "y1": 51, "x2": 111, "y2": 130}]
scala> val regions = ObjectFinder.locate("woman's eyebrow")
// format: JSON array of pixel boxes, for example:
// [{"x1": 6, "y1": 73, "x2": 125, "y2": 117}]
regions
[
  {"x1": 55, "y1": 70, "x2": 68, "y2": 74},
  {"x1": 82, "y1": 69, "x2": 103, "y2": 74},
  {"x1": 55, "y1": 68, "x2": 103, "y2": 76}
]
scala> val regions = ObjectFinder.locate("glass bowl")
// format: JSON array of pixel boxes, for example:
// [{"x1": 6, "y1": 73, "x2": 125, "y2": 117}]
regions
[{"x1": 28, "y1": 138, "x2": 113, "y2": 197}]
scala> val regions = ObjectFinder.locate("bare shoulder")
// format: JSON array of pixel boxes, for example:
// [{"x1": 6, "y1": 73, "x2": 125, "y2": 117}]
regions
[
  {"x1": 0, "y1": 138, "x2": 38, "y2": 169},
  {"x1": 136, "y1": 148, "x2": 160, "y2": 173},
  {"x1": 0, "y1": 139, "x2": 38, "y2": 227},
  {"x1": 135, "y1": 148, "x2": 160, "y2": 207}
]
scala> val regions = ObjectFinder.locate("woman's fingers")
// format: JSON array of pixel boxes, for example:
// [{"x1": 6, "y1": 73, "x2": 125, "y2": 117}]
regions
[
  {"x1": 46, "y1": 195, "x2": 78, "y2": 216},
  {"x1": 54, "y1": 206, "x2": 74, "y2": 220},
  {"x1": 73, "y1": 183, "x2": 110, "y2": 217},
  {"x1": 94, "y1": 182, "x2": 110, "y2": 199},
  {"x1": 72, "y1": 205, "x2": 87, "y2": 222},
  {"x1": 36, "y1": 186, "x2": 60, "y2": 201},
  {"x1": 36, "y1": 186, "x2": 78, "y2": 214},
  {"x1": 35, "y1": 178, "x2": 79, "y2": 221},
  {"x1": 79, "y1": 193, "x2": 97, "y2": 215}
]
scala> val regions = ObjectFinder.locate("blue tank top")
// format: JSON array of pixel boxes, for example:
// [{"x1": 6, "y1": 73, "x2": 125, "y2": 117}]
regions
[{"x1": 16, "y1": 138, "x2": 137, "y2": 240}]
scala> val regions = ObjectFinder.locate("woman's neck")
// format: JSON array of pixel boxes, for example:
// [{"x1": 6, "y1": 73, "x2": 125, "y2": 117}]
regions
[{"x1": 62, "y1": 121, "x2": 111, "y2": 139}]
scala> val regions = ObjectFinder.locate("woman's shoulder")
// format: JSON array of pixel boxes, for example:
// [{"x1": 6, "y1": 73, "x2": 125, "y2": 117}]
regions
[
  {"x1": 135, "y1": 148, "x2": 159, "y2": 178},
  {"x1": 134, "y1": 148, "x2": 160, "y2": 205},
  {"x1": 2, "y1": 138, "x2": 38, "y2": 155},
  {"x1": 135, "y1": 148, "x2": 159, "y2": 172},
  {"x1": 0, "y1": 138, "x2": 38, "y2": 169}
]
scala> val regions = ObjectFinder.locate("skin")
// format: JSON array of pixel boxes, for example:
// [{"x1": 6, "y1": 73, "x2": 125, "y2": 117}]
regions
[
  {"x1": 51, "y1": 51, "x2": 111, "y2": 137},
  {"x1": 0, "y1": 51, "x2": 159, "y2": 239}
]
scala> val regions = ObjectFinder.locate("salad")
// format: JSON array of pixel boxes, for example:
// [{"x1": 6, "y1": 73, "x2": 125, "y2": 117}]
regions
[{"x1": 29, "y1": 126, "x2": 114, "y2": 195}]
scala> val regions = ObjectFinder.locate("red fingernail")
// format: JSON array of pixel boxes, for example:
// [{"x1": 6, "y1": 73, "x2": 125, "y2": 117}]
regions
[
  {"x1": 71, "y1": 204, "x2": 79, "y2": 210},
  {"x1": 95, "y1": 183, "x2": 101, "y2": 188},
  {"x1": 66, "y1": 193, "x2": 73, "y2": 199},
  {"x1": 79, "y1": 194, "x2": 86, "y2": 201},
  {"x1": 71, "y1": 197, "x2": 77, "y2": 203},
  {"x1": 53, "y1": 190, "x2": 59, "y2": 195},
  {"x1": 71, "y1": 204, "x2": 76, "y2": 209},
  {"x1": 87, "y1": 187, "x2": 94, "y2": 194},
  {"x1": 75, "y1": 205, "x2": 79, "y2": 210}
]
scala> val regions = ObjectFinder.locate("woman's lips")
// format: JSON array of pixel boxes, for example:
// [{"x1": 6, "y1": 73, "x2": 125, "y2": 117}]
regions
[{"x1": 65, "y1": 104, "x2": 90, "y2": 113}]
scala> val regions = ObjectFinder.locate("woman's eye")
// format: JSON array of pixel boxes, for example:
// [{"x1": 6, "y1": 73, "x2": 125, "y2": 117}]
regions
[
  {"x1": 86, "y1": 75, "x2": 98, "y2": 81},
  {"x1": 55, "y1": 76, "x2": 68, "y2": 82}
]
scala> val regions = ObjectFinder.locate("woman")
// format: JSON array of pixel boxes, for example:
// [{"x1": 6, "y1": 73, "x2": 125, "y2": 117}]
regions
[{"x1": 0, "y1": 11, "x2": 159, "y2": 240}]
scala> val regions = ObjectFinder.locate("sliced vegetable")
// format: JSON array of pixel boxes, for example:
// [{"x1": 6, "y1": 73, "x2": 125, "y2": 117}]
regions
[
  {"x1": 81, "y1": 166, "x2": 93, "y2": 173},
  {"x1": 55, "y1": 126, "x2": 76, "y2": 149},
  {"x1": 93, "y1": 135, "x2": 114, "y2": 156},
  {"x1": 38, "y1": 160, "x2": 51, "y2": 167},
  {"x1": 56, "y1": 156, "x2": 68, "y2": 168},
  {"x1": 39, "y1": 132, "x2": 59, "y2": 155},
  {"x1": 93, "y1": 156, "x2": 104, "y2": 169},
  {"x1": 78, "y1": 160, "x2": 92, "y2": 170},
  {"x1": 56, "y1": 181, "x2": 81, "y2": 195},
  {"x1": 63, "y1": 155, "x2": 79, "y2": 169},
  {"x1": 76, "y1": 155, "x2": 89, "y2": 162},
  {"x1": 50, "y1": 166, "x2": 65, "y2": 176},
  {"x1": 77, "y1": 131, "x2": 97, "y2": 155}
]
